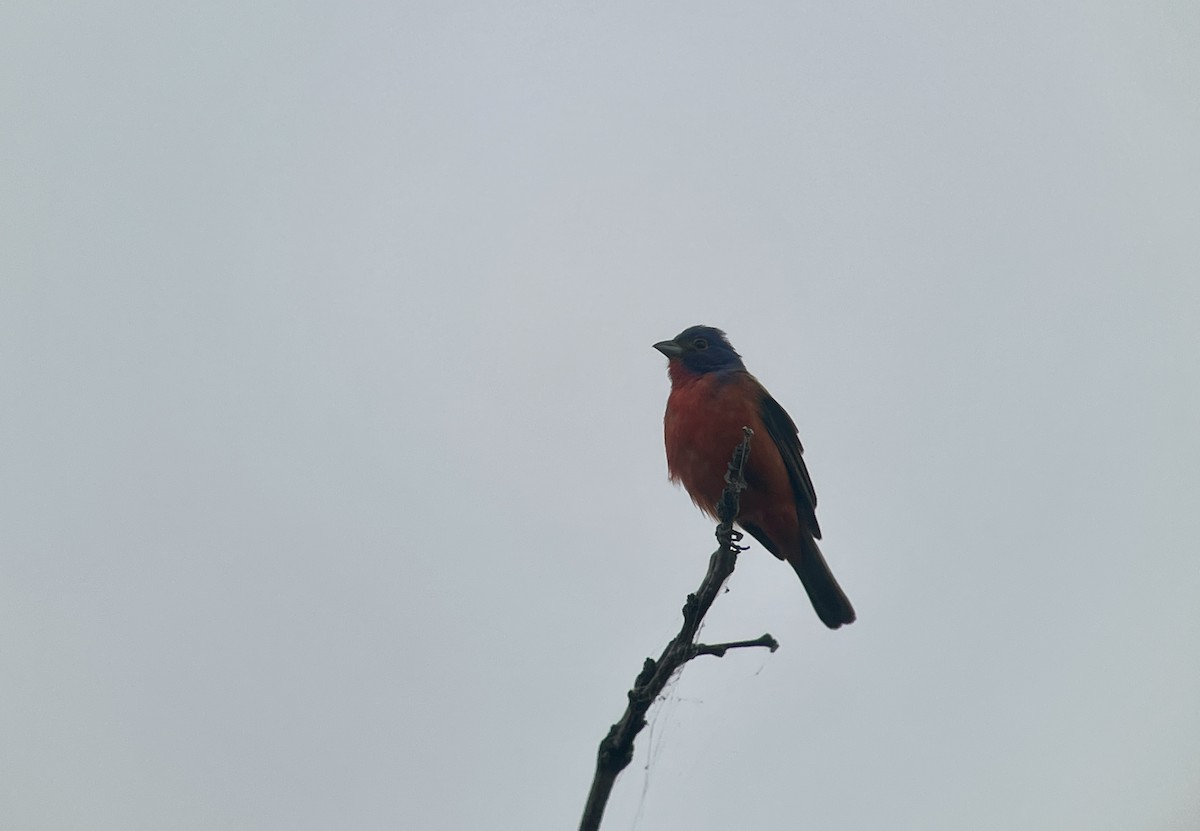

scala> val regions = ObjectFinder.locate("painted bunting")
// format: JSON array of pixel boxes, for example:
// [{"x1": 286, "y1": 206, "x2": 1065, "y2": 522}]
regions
[{"x1": 654, "y1": 325, "x2": 856, "y2": 629}]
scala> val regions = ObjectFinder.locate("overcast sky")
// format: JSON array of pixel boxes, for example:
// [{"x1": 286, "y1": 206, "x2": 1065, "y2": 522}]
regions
[{"x1": 3, "y1": 2, "x2": 1199, "y2": 830}]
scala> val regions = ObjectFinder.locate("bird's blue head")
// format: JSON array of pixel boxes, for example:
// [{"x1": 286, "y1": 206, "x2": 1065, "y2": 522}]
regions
[{"x1": 653, "y1": 325, "x2": 746, "y2": 375}]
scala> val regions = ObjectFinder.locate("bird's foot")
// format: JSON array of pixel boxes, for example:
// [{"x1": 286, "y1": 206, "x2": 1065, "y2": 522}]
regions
[{"x1": 715, "y1": 523, "x2": 747, "y2": 552}]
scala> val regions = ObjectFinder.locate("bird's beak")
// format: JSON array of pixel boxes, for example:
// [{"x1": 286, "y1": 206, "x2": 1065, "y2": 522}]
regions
[{"x1": 653, "y1": 339, "x2": 684, "y2": 359}]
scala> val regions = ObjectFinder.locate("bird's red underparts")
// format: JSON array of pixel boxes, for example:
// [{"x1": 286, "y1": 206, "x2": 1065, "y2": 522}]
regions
[{"x1": 664, "y1": 360, "x2": 813, "y2": 555}]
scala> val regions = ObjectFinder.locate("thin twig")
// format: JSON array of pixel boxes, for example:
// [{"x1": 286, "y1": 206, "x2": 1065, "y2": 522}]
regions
[
  {"x1": 691, "y1": 633, "x2": 780, "y2": 658},
  {"x1": 578, "y1": 428, "x2": 779, "y2": 831}
]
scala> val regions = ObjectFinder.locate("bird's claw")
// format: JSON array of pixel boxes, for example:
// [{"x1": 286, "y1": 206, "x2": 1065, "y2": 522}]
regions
[{"x1": 715, "y1": 524, "x2": 747, "y2": 552}]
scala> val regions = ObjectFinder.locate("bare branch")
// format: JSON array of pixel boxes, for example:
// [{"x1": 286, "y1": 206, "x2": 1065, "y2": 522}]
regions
[{"x1": 578, "y1": 427, "x2": 779, "y2": 831}]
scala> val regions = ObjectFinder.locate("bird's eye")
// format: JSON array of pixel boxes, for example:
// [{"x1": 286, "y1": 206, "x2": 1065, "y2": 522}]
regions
[{"x1": 693, "y1": 338, "x2": 708, "y2": 350}]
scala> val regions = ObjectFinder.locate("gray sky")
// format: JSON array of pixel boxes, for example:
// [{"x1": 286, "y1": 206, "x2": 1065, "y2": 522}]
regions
[{"x1": 3, "y1": 2, "x2": 1199, "y2": 829}]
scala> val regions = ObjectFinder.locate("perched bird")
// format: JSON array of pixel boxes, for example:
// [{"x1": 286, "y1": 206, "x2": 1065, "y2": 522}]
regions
[{"x1": 654, "y1": 325, "x2": 856, "y2": 629}]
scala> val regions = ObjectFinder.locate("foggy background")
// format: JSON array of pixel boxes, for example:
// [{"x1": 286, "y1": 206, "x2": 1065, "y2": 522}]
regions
[{"x1": 3, "y1": 2, "x2": 1198, "y2": 829}]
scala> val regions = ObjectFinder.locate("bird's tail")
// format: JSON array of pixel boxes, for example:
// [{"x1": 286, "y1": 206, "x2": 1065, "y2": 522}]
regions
[{"x1": 788, "y1": 536, "x2": 856, "y2": 629}]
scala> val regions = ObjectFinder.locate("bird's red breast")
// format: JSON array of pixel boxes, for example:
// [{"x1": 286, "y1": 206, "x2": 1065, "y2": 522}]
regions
[{"x1": 663, "y1": 362, "x2": 803, "y2": 559}]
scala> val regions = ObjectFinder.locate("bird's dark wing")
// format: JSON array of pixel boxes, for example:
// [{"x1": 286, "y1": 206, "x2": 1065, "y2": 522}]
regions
[{"x1": 758, "y1": 391, "x2": 822, "y2": 539}]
